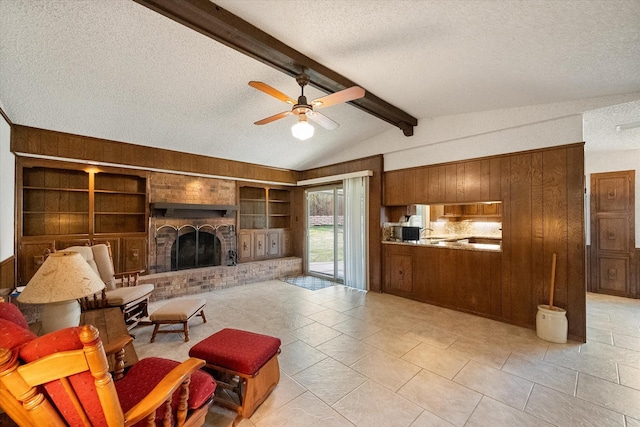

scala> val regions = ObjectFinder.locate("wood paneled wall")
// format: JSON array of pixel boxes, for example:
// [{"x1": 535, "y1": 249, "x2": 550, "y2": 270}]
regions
[
  {"x1": 384, "y1": 143, "x2": 586, "y2": 341},
  {"x1": 11, "y1": 125, "x2": 299, "y2": 184},
  {"x1": 298, "y1": 155, "x2": 384, "y2": 292},
  {"x1": 0, "y1": 256, "x2": 15, "y2": 290}
]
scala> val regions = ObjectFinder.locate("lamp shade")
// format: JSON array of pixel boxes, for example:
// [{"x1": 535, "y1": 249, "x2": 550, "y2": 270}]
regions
[
  {"x1": 291, "y1": 115, "x2": 314, "y2": 140},
  {"x1": 18, "y1": 251, "x2": 106, "y2": 304}
]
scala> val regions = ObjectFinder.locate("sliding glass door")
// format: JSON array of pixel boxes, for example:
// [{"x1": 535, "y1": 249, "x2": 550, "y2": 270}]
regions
[{"x1": 306, "y1": 186, "x2": 344, "y2": 281}]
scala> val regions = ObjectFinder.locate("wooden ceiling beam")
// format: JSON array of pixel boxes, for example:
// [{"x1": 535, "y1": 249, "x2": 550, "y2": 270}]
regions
[{"x1": 133, "y1": 0, "x2": 417, "y2": 136}]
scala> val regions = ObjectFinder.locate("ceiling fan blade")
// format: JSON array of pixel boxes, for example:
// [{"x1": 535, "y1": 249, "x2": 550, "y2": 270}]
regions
[
  {"x1": 307, "y1": 111, "x2": 340, "y2": 130},
  {"x1": 249, "y1": 81, "x2": 296, "y2": 105},
  {"x1": 311, "y1": 86, "x2": 365, "y2": 109},
  {"x1": 254, "y1": 111, "x2": 292, "y2": 125}
]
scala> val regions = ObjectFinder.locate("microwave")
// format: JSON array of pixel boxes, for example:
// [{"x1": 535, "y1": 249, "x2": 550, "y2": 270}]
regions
[{"x1": 393, "y1": 226, "x2": 421, "y2": 241}]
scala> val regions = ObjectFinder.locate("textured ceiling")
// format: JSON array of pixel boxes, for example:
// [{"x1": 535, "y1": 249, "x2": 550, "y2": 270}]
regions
[{"x1": 1, "y1": 0, "x2": 639, "y2": 170}]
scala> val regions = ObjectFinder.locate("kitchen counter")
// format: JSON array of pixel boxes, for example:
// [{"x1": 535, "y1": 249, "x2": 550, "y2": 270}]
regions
[{"x1": 382, "y1": 235, "x2": 501, "y2": 252}]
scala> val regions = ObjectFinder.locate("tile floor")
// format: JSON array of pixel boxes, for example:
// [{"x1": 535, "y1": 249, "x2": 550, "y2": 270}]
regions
[{"x1": 132, "y1": 280, "x2": 640, "y2": 427}]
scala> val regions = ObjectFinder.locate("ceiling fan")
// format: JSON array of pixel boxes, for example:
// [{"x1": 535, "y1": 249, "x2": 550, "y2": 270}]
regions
[{"x1": 249, "y1": 73, "x2": 365, "y2": 140}]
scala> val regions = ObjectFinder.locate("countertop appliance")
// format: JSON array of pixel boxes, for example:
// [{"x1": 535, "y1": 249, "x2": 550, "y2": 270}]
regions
[{"x1": 393, "y1": 226, "x2": 421, "y2": 242}]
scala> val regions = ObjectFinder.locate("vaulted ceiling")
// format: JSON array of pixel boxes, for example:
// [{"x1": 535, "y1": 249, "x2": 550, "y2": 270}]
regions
[{"x1": 1, "y1": 0, "x2": 639, "y2": 170}]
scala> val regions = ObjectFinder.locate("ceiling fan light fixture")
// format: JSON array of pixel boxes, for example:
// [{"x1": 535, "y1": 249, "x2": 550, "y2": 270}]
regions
[{"x1": 291, "y1": 115, "x2": 314, "y2": 140}]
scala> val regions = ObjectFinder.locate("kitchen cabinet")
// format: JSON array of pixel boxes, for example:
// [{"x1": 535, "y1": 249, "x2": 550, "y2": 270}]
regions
[
  {"x1": 383, "y1": 243, "x2": 502, "y2": 318},
  {"x1": 384, "y1": 245, "x2": 414, "y2": 295},
  {"x1": 384, "y1": 169, "x2": 416, "y2": 206}
]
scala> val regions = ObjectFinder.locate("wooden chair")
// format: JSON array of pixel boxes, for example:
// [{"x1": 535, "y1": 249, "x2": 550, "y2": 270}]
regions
[
  {"x1": 62, "y1": 243, "x2": 154, "y2": 330},
  {"x1": 0, "y1": 323, "x2": 216, "y2": 426}
]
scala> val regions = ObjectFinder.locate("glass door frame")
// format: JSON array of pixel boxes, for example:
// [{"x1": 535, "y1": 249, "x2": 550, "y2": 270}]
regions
[{"x1": 305, "y1": 184, "x2": 344, "y2": 282}]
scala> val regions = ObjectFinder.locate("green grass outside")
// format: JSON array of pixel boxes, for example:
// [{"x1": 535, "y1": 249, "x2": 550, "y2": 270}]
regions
[{"x1": 309, "y1": 225, "x2": 344, "y2": 262}]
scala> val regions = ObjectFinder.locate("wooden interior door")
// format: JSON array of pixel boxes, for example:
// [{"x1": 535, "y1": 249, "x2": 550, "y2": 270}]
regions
[{"x1": 590, "y1": 171, "x2": 636, "y2": 298}]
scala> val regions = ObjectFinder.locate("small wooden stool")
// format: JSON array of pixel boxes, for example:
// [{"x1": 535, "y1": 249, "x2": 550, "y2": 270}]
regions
[
  {"x1": 189, "y1": 328, "x2": 281, "y2": 425},
  {"x1": 149, "y1": 298, "x2": 207, "y2": 342}
]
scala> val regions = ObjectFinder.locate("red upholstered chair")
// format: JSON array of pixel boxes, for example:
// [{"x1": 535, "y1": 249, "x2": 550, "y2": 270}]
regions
[{"x1": 0, "y1": 302, "x2": 216, "y2": 427}]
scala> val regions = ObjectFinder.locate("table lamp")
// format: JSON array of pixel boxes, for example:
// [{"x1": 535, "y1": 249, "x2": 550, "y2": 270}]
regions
[{"x1": 17, "y1": 251, "x2": 106, "y2": 334}]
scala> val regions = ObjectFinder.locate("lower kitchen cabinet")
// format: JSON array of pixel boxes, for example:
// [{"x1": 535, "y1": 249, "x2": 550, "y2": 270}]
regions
[{"x1": 383, "y1": 244, "x2": 502, "y2": 318}]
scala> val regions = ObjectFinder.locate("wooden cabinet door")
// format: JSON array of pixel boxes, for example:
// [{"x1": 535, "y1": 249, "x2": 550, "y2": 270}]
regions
[
  {"x1": 254, "y1": 231, "x2": 267, "y2": 259},
  {"x1": 590, "y1": 170, "x2": 636, "y2": 297},
  {"x1": 384, "y1": 169, "x2": 416, "y2": 206},
  {"x1": 238, "y1": 232, "x2": 252, "y2": 262},
  {"x1": 121, "y1": 237, "x2": 146, "y2": 272},
  {"x1": 268, "y1": 231, "x2": 280, "y2": 257},
  {"x1": 385, "y1": 248, "x2": 413, "y2": 294}
]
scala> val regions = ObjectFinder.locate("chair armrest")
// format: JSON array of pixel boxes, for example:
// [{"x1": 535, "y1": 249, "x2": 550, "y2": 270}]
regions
[{"x1": 123, "y1": 358, "x2": 206, "y2": 425}]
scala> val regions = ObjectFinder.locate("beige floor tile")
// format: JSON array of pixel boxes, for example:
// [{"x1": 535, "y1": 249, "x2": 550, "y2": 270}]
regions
[
  {"x1": 248, "y1": 372, "x2": 307, "y2": 422},
  {"x1": 320, "y1": 298, "x2": 364, "y2": 313},
  {"x1": 279, "y1": 340, "x2": 328, "y2": 375},
  {"x1": 502, "y1": 353, "x2": 577, "y2": 395},
  {"x1": 402, "y1": 342, "x2": 468, "y2": 379},
  {"x1": 613, "y1": 333, "x2": 640, "y2": 351},
  {"x1": 315, "y1": 333, "x2": 377, "y2": 366},
  {"x1": 588, "y1": 327, "x2": 615, "y2": 345},
  {"x1": 619, "y1": 363, "x2": 640, "y2": 390},
  {"x1": 576, "y1": 372, "x2": 640, "y2": 419},
  {"x1": 409, "y1": 410, "x2": 455, "y2": 427},
  {"x1": 580, "y1": 340, "x2": 640, "y2": 365},
  {"x1": 255, "y1": 391, "x2": 353, "y2": 427},
  {"x1": 403, "y1": 322, "x2": 459, "y2": 349},
  {"x1": 293, "y1": 358, "x2": 366, "y2": 405},
  {"x1": 362, "y1": 329, "x2": 420, "y2": 357},
  {"x1": 333, "y1": 380, "x2": 423, "y2": 427},
  {"x1": 487, "y1": 329, "x2": 549, "y2": 360},
  {"x1": 465, "y1": 396, "x2": 553, "y2": 427},
  {"x1": 332, "y1": 317, "x2": 382, "y2": 339},
  {"x1": 525, "y1": 384, "x2": 624, "y2": 427},
  {"x1": 290, "y1": 321, "x2": 342, "y2": 347},
  {"x1": 351, "y1": 350, "x2": 421, "y2": 392},
  {"x1": 447, "y1": 336, "x2": 511, "y2": 368},
  {"x1": 543, "y1": 344, "x2": 619, "y2": 382},
  {"x1": 398, "y1": 369, "x2": 482, "y2": 427},
  {"x1": 628, "y1": 416, "x2": 640, "y2": 427},
  {"x1": 453, "y1": 360, "x2": 533, "y2": 410},
  {"x1": 307, "y1": 308, "x2": 353, "y2": 327}
]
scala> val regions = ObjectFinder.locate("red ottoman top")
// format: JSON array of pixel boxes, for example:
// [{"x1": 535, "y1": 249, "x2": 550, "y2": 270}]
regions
[{"x1": 189, "y1": 328, "x2": 281, "y2": 375}]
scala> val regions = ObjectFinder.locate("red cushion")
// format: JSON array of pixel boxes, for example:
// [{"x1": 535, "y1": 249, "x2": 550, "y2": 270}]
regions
[
  {"x1": 0, "y1": 302, "x2": 29, "y2": 330},
  {"x1": 0, "y1": 318, "x2": 37, "y2": 350},
  {"x1": 116, "y1": 357, "x2": 215, "y2": 426},
  {"x1": 19, "y1": 326, "x2": 108, "y2": 426},
  {"x1": 189, "y1": 328, "x2": 281, "y2": 375}
]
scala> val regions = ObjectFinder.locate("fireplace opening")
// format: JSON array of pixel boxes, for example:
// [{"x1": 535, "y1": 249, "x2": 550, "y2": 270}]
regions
[{"x1": 171, "y1": 229, "x2": 221, "y2": 271}]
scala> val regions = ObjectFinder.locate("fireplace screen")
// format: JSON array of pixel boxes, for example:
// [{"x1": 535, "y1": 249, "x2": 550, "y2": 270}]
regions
[{"x1": 153, "y1": 224, "x2": 236, "y2": 273}]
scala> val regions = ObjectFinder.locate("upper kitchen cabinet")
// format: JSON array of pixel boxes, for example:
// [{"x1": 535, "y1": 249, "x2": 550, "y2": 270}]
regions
[
  {"x1": 384, "y1": 169, "x2": 416, "y2": 206},
  {"x1": 384, "y1": 158, "x2": 502, "y2": 206}
]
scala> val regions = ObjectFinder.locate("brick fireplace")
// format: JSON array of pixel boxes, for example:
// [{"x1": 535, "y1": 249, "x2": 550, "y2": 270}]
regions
[{"x1": 144, "y1": 172, "x2": 301, "y2": 301}]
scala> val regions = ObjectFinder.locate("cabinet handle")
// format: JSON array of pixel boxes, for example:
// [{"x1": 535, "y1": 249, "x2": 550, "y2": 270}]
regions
[
  {"x1": 258, "y1": 241, "x2": 262, "y2": 249},
  {"x1": 243, "y1": 242, "x2": 248, "y2": 250},
  {"x1": 272, "y1": 240, "x2": 276, "y2": 248}
]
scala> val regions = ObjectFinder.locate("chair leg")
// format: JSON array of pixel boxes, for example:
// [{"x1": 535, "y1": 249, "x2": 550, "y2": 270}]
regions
[
  {"x1": 199, "y1": 310, "x2": 207, "y2": 324},
  {"x1": 150, "y1": 324, "x2": 160, "y2": 343},
  {"x1": 184, "y1": 321, "x2": 189, "y2": 342}
]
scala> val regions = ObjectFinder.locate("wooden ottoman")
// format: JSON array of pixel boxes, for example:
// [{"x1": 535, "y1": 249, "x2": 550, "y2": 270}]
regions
[
  {"x1": 189, "y1": 328, "x2": 281, "y2": 425},
  {"x1": 149, "y1": 298, "x2": 207, "y2": 343}
]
